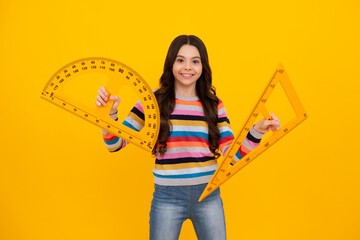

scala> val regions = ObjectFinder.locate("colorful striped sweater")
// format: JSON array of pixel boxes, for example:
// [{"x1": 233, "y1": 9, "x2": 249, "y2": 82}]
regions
[{"x1": 102, "y1": 95, "x2": 264, "y2": 186}]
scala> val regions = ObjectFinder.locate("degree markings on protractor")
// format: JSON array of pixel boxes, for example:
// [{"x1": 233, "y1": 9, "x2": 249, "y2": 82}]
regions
[
  {"x1": 199, "y1": 63, "x2": 307, "y2": 202},
  {"x1": 41, "y1": 57, "x2": 160, "y2": 152}
]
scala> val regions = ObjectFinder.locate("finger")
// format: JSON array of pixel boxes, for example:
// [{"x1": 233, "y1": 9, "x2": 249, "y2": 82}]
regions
[
  {"x1": 95, "y1": 99, "x2": 107, "y2": 107},
  {"x1": 269, "y1": 120, "x2": 281, "y2": 130},
  {"x1": 100, "y1": 86, "x2": 108, "y2": 96},
  {"x1": 96, "y1": 95, "x2": 107, "y2": 106},
  {"x1": 110, "y1": 95, "x2": 121, "y2": 103},
  {"x1": 112, "y1": 102, "x2": 119, "y2": 110},
  {"x1": 269, "y1": 119, "x2": 280, "y2": 126},
  {"x1": 270, "y1": 113, "x2": 279, "y2": 121},
  {"x1": 263, "y1": 119, "x2": 273, "y2": 127},
  {"x1": 97, "y1": 89, "x2": 108, "y2": 102},
  {"x1": 111, "y1": 97, "x2": 121, "y2": 109}
]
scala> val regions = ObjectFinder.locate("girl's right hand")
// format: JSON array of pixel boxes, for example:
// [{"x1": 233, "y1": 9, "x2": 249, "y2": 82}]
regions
[{"x1": 95, "y1": 86, "x2": 121, "y2": 115}]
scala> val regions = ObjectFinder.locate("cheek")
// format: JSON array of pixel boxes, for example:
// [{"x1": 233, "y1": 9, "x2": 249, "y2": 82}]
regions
[
  {"x1": 172, "y1": 64, "x2": 180, "y2": 75},
  {"x1": 197, "y1": 65, "x2": 203, "y2": 75}
]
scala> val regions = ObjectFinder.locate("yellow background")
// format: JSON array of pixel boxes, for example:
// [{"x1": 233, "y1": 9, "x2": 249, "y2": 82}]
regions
[{"x1": 1, "y1": 0, "x2": 359, "y2": 239}]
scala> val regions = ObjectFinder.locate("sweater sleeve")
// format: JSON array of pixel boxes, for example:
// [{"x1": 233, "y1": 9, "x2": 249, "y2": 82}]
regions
[
  {"x1": 102, "y1": 100, "x2": 145, "y2": 152},
  {"x1": 217, "y1": 99, "x2": 265, "y2": 163}
]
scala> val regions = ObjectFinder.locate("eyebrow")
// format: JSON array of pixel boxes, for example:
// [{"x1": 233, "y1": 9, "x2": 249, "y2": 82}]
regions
[{"x1": 176, "y1": 55, "x2": 201, "y2": 59}]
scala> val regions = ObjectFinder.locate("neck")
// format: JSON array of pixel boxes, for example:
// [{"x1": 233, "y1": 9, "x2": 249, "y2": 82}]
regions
[{"x1": 175, "y1": 85, "x2": 197, "y2": 97}]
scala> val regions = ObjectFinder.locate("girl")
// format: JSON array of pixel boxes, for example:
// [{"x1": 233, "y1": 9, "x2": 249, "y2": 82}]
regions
[{"x1": 96, "y1": 35, "x2": 280, "y2": 240}]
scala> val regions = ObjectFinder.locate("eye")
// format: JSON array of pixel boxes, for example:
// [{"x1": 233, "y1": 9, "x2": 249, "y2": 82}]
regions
[
  {"x1": 193, "y1": 60, "x2": 200, "y2": 64},
  {"x1": 176, "y1": 58, "x2": 184, "y2": 63}
]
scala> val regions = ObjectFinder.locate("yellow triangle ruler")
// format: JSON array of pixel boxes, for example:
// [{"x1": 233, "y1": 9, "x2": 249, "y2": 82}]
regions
[
  {"x1": 199, "y1": 63, "x2": 307, "y2": 202},
  {"x1": 41, "y1": 57, "x2": 160, "y2": 152}
]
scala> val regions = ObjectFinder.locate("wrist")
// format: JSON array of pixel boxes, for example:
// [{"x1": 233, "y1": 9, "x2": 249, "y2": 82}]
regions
[
  {"x1": 109, "y1": 110, "x2": 118, "y2": 120},
  {"x1": 249, "y1": 125, "x2": 266, "y2": 141}
]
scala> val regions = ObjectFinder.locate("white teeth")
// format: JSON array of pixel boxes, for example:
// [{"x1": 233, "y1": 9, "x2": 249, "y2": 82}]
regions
[{"x1": 181, "y1": 74, "x2": 192, "y2": 77}]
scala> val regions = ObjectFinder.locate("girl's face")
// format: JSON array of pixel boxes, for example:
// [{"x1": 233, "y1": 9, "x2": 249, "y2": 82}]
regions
[{"x1": 172, "y1": 44, "x2": 203, "y2": 96}]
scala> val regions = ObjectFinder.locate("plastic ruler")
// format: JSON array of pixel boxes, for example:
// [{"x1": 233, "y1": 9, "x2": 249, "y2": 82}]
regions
[
  {"x1": 198, "y1": 63, "x2": 307, "y2": 201},
  {"x1": 41, "y1": 57, "x2": 160, "y2": 152}
]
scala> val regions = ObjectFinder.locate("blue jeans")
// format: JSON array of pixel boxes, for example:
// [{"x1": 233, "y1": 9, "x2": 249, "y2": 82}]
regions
[{"x1": 149, "y1": 183, "x2": 226, "y2": 240}]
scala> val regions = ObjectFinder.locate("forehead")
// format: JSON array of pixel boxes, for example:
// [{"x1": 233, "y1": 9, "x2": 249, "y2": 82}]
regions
[{"x1": 177, "y1": 44, "x2": 200, "y2": 57}]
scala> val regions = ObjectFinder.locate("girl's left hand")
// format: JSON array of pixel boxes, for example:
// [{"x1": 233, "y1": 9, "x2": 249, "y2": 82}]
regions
[{"x1": 253, "y1": 113, "x2": 281, "y2": 134}]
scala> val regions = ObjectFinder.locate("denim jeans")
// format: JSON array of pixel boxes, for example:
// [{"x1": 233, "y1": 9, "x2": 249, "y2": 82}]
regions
[{"x1": 149, "y1": 183, "x2": 226, "y2": 240}]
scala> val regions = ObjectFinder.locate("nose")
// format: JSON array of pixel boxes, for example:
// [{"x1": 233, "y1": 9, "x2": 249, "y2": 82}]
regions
[{"x1": 184, "y1": 61, "x2": 192, "y2": 70}]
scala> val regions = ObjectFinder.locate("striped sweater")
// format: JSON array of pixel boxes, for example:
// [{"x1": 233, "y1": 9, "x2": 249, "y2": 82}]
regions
[{"x1": 102, "y1": 95, "x2": 264, "y2": 186}]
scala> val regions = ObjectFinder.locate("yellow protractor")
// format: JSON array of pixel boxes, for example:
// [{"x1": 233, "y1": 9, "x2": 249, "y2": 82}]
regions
[
  {"x1": 199, "y1": 63, "x2": 307, "y2": 202},
  {"x1": 41, "y1": 57, "x2": 160, "y2": 152}
]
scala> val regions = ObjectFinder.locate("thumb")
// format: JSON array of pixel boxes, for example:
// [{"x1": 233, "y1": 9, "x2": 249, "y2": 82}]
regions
[{"x1": 110, "y1": 95, "x2": 121, "y2": 110}]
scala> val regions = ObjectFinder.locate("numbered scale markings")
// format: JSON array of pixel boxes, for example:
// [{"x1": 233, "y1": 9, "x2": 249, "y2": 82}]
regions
[
  {"x1": 199, "y1": 63, "x2": 307, "y2": 201},
  {"x1": 41, "y1": 57, "x2": 160, "y2": 152}
]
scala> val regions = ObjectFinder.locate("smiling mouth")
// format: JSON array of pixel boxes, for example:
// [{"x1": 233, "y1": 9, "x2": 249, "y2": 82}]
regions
[{"x1": 180, "y1": 73, "x2": 194, "y2": 78}]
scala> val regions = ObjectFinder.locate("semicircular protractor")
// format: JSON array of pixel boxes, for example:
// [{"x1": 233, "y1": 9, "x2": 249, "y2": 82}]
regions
[{"x1": 41, "y1": 57, "x2": 160, "y2": 153}]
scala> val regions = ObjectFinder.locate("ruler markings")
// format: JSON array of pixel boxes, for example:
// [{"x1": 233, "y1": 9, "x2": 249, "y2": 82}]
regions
[
  {"x1": 198, "y1": 63, "x2": 307, "y2": 201},
  {"x1": 41, "y1": 57, "x2": 160, "y2": 152}
]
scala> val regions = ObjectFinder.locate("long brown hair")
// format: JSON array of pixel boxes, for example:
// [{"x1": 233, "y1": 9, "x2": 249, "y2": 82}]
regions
[{"x1": 153, "y1": 35, "x2": 220, "y2": 159}]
